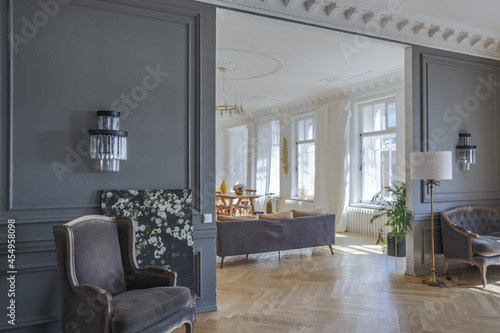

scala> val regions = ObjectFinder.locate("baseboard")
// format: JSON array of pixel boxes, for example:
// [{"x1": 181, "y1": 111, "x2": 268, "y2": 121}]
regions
[
  {"x1": 196, "y1": 304, "x2": 218, "y2": 314},
  {"x1": 412, "y1": 262, "x2": 472, "y2": 276}
]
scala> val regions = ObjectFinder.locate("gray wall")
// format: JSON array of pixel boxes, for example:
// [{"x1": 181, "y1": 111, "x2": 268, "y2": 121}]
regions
[
  {"x1": 0, "y1": 0, "x2": 216, "y2": 332},
  {"x1": 406, "y1": 46, "x2": 500, "y2": 275}
]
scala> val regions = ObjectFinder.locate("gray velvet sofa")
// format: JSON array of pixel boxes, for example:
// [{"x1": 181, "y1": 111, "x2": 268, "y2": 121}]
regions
[
  {"x1": 216, "y1": 214, "x2": 335, "y2": 268},
  {"x1": 441, "y1": 205, "x2": 500, "y2": 287}
]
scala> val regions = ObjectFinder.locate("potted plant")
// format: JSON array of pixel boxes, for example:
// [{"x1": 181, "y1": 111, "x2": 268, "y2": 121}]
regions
[{"x1": 369, "y1": 181, "x2": 413, "y2": 257}]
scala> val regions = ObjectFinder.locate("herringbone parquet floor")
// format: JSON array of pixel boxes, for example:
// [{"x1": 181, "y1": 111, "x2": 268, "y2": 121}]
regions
[{"x1": 189, "y1": 233, "x2": 500, "y2": 332}]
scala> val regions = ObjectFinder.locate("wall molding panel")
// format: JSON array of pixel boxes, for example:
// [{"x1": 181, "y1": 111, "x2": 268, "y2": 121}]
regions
[
  {"x1": 408, "y1": 45, "x2": 500, "y2": 276},
  {"x1": 0, "y1": 0, "x2": 217, "y2": 331},
  {"x1": 419, "y1": 54, "x2": 500, "y2": 204},
  {"x1": 6, "y1": 0, "x2": 204, "y2": 215}
]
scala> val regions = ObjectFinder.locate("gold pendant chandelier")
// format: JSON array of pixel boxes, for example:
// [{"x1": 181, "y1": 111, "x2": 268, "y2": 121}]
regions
[{"x1": 216, "y1": 67, "x2": 245, "y2": 118}]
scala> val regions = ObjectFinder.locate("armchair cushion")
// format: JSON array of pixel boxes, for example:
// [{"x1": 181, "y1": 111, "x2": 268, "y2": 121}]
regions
[
  {"x1": 472, "y1": 236, "x2": 500, "y2": 257},
  {"x1": 72, "y1": 218, "x2": 126, "y2": 296},
  {"x1": 112, "y1": 286, "x2": 191, "y2": 333},
  {"x1": 488, "y1": 231, "x2": 500, "y2": 237}
]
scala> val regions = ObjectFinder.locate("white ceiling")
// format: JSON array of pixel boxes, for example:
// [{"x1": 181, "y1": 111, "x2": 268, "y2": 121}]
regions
[{"x1": 216, "y1": 9, "x2": 405, "y2": 117}]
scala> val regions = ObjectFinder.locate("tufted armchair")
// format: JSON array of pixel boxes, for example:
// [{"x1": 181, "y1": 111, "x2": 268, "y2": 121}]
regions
[
  {"x1": 441, "y1": 205, "x2": 500, "y2": 287},
  {"x1": 53, "y1": 215, "x2": 195, "y2": 333}
]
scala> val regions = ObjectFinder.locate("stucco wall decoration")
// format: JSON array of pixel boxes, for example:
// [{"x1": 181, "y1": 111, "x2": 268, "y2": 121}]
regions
[{"x1": 205, "y1": 0, "x2": 500, "y2": 61}]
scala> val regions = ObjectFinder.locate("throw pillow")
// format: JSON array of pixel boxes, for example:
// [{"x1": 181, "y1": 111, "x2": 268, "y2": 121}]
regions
[
  {"x1": 217, "y1": 215, "x2": 259, "y2": 221},
  {"x1": 258, "y1": 211, "x2": 293, "y2": 220},
  {"x1": 292, "y1": 208, "x2": 327, "y2": 217}
]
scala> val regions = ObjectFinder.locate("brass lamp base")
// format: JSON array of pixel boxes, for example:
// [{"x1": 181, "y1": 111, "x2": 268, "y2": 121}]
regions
[{"x1": 422, "y1": 269, "x2": 445, "y2": 287}]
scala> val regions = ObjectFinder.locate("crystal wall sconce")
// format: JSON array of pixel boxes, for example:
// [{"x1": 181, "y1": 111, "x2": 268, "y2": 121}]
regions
[
  {"x1": 456, "y1": 133, "x2": 476, "y2": 171},
  {"x1": 89, "y1": 111, "x2": 127, "y2": 172}
]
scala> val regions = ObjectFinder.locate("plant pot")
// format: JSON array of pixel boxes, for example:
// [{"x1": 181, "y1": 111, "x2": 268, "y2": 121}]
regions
[{"x1": 386, "y1": 235, "x2": 406, "y2": 257}]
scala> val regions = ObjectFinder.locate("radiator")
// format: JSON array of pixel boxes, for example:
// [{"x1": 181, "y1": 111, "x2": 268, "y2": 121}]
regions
[
  {"x1": 345, "y1": 207, "x2": 388, "y2": 237},
  {"x1": 278, "y1": 199, "x2": 315, "y2": 212}
]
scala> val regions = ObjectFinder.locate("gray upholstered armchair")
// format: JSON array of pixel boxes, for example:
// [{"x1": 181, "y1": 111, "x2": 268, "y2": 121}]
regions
[
  {"x1": 441, "y1": 205, "x2": 500, "y2": 287},
  {"x1": 53, "y1": 215, "x2": 195, "y2": 333}
]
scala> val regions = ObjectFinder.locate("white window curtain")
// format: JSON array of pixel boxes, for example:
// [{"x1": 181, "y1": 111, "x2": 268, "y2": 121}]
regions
[
  {"x1": 313, "y1": 105, "x2": 330, "y2": 211},
  {"x1": 337, "y1": 101, "x2": 352, "y2": 232},
  {"x1": 254, "y1": 121, "x2": 272, "y2": 212},
  {"x1": 228, "y1": 126, "x2": 248, "y2": 188},
  {"x1": 314, "y1": 102, "x2": 351, "y2": 232}
]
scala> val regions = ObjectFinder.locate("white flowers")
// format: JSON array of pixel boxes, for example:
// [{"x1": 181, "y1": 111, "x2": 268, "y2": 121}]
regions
[
  {"x1": 163, "y1": 224, "x2": 193, "y2": 243},
  {"x1": 102, "y1": 189, "x2": 194, "y2": 269}
]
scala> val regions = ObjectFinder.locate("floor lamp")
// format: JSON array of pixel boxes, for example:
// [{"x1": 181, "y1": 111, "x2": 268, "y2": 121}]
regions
[{"x1": 410, "y1": 151, "x2": 453, "y2": 287}]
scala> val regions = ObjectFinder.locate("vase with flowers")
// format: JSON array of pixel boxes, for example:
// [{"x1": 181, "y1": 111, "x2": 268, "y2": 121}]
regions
[{"x1": 233, "y1": 183, "x2": 245, "y2": 195}]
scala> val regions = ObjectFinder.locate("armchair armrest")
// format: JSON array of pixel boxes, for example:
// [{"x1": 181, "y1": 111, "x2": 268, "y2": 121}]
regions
[
  {"x1": 62, "y1": 284, "x2": 113, "y2": 333},
  {"x1": 453, "y1": 225, "x2": 479, "y2": 239},
  {"x1": 75, "y1": 284, "x2": 113, "y2": 306},
  {"x1": 125, "y1": 266, "x2": 177, "y2": 290},
  {"x1": 440, "y1": 213, "x2": 476, "y2": 260}
]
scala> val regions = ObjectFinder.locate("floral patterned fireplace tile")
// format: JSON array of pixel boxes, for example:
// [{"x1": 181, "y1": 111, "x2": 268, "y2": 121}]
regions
[{"x1": 101, "y1": 189, "x2": 194, "y2": 290}]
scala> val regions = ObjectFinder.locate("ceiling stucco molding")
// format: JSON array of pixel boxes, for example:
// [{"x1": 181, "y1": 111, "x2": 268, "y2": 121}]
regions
[
  {"x1": 217, "y1": 70, "x2": 404, "y2": 129},
  {"x1": 216, "y1": 48, "x2": 285, "y2": 80},
  {"x1": 203, "y1": 0, "x2": 500, "y2": 60}
]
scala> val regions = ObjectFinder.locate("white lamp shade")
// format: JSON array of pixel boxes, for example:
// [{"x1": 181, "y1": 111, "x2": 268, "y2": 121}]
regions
[{"x1": 410, "y1": 151, "x2": 453, "y2": 180}]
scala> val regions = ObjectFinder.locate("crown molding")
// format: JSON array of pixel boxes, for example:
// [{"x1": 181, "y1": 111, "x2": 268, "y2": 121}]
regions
[
  {"x1": 199, "y1": 0, "x2": 500, "y2": 61},
  {"x1": 217, "y1": 69, "x2": 404, "y2": 129}
]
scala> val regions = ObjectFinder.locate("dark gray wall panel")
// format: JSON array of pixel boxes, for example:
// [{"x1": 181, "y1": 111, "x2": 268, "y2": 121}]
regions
[
  {"x1": 421, "y1": 55, "x2": 500, "y2": 203},
  {"x1": 408, "y1": 46, "x2": 500, "y2": 276},
  {"x1": 0, "y1": 267, "x2": 59, "y2": 331},
  {"x1": 10, "y1": 0, "x2": 191, "y2": 211},
  {"x1": 0, "y1": 0, "x2": 216, "y2": 331}
]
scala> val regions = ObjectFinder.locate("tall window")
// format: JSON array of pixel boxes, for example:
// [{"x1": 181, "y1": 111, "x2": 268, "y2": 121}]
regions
[
  {"x1": 255, "y1": 120, "x2": 280, "y2": 203},
  {"x1": 295, "y1": 115, "x2": 315, "y2": 199},
  {"x1": 360, "y1": 99, "x2": 397, "y2": 202},
  {"x1": 269, "y1": 120, "x2": 280, "y2": 196}
]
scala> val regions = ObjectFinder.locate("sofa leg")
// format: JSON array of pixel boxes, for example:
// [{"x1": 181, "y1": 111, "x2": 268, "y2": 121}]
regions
[
  {"x1": 328, "y1": 245, "x2": 334, "y2": 255},
  {"x1": 443, "y1": 258, "x2": 449, "y2": 274},
  {"x1": 220, "y1": 257, "x2": 224, "y2": 269},
  {"x1": 184, "y1": 320, "x2": 194, "y2": 333},
  {"x1": 479, "y1": 264, "x2": 487, "y2": 288},
  {"x1": 278, "y1": 251, "x2": 281, "y2": 260}
]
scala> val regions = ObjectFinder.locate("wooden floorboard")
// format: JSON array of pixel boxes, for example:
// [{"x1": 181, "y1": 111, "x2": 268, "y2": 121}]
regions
[{"x1": 178, "y1": 232, "x2": 500, "y2": 332}]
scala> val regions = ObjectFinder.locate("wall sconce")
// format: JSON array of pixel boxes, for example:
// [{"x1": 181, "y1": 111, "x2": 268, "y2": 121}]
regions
[
  {"x1": 89, "y1": 111, "x2": 127, "y2": 172},
  {"x1": 456, "y1": 133, "x2": 476, "y2": 171}
]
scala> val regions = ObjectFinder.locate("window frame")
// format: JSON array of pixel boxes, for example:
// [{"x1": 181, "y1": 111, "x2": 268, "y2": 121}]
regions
[
  {"x1": 293, "y1": 113, "x2": 316, "y2": 200},
  {"x1": 353, "y1": 96, "x2": 398, "y2": 205}
]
